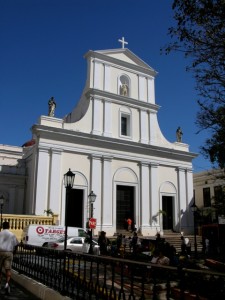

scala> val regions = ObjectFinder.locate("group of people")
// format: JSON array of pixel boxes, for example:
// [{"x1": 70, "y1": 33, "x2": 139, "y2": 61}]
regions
[
  {"x1": 150, "y1": 233, "x2": 194, "y2": 266},
  {"x1": 0, "y1": 220, "x2": 199, "y2": 295},
  {"x1": 0, "y1": 221, "x2": 19, "y2": 295},
  {"x1": 149, "y1": 233, "x2": 176, "y2": 266}
]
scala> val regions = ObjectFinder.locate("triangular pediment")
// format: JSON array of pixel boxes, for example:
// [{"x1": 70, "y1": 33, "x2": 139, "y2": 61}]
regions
[{"x1": 85, "y1": 48, "x2": 157, "y2": 76}]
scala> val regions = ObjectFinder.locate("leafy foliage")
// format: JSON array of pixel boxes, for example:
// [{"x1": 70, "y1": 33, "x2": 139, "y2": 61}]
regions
[
  {"x1": 163, "y1": 0, "x2": 225, "y2": 169},
  {"x1": 199, "y1": 104, "x2": 225, "y2": 168},
  {"x1": 44, "y1": 209, "x2": 54, "y2": 216}
]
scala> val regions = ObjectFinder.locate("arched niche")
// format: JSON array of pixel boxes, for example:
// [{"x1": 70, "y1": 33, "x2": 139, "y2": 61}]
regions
[
  {"x1": 113, "y1": 167, "x2": 138, "y2": 183},
  {"x1": 118, "y1": 74, "x2": 130, "y2": 97},
  {"x1": 159, "y1": 181, "x2": 177, "y2": 194},
  {"x1": 72, "y1": 171, "x2": 88, "y2": 187}
]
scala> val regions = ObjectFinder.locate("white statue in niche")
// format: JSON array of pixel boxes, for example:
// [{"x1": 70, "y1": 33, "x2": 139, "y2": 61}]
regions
[{"x1": 120, "y1": 83, "x2": 128, "y2": 96}]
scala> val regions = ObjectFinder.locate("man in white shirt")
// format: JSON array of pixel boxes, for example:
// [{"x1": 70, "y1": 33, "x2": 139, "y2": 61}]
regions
[{"x1": 0, "y1": 221, "x2": 19, "y2": 294}]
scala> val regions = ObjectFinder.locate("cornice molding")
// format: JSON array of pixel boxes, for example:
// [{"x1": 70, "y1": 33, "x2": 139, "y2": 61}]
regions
[
  {"x1": 85, "y1": 88, "x2": 160, "y2": 112},
  {"x1": 32, "y1": 124, "x2": 197, "y2": 164}
]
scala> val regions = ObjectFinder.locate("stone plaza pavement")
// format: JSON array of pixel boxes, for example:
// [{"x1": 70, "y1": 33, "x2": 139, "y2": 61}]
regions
[
  {"x1": 0, "y1": 270, "x2": 71, "y2": 300},
  {"x1": 0, "y1": 279, "x2": 39, "y2": 300}
]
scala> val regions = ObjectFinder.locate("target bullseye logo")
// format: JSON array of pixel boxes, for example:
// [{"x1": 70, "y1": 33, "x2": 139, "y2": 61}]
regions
[{"x1": 36, "y1": 226, "x2": 44, "y2": 235}]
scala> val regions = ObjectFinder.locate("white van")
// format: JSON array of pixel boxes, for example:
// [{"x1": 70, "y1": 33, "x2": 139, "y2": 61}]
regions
[{"x1": 21, "y1": 224, "x2": 87, "y2": 247}]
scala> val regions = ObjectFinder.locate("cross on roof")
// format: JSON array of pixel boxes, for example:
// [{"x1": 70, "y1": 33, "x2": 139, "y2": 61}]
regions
[{"x1": 118, "y1": 37, "x2": 128, "y2": 49}]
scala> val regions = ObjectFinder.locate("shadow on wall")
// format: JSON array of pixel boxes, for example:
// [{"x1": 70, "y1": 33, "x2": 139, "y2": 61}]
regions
[{"x1": 180, "y1": 198, "x2": 195, "y2": 235}]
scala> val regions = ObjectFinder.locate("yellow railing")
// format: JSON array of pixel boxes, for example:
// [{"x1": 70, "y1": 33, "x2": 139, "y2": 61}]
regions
[{"x1": 1, "y1": 214, "x2": 59, "y2": 241}]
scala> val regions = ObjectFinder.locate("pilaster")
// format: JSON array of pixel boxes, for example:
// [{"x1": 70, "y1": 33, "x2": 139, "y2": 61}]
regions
[
  {"x1": 35, "y1": 147, "x2": 50, "y2": 215},
  {"x1": 103, "y1": 100, "x2": 112, "y2": 137},
  {"x1": 138, "y1": 75, "x2": 145, "y2": 101},
  {"x1": 177, "y1": 167, "x2": 187, "y2": 232},
  {"x1": 139, "y1": 109, "x2": 148, "y2": 144},
  {"x1": 102, "y1": 156, "x2": 113, "y2": 228},
  {"x1": 93, "y1": 60, "x2": 101, "y2": 89},
  {"x1": 90, "y1": 154, "x2": 102, "y2": 231},
  {"x1": 186, "y1": 168, "x2": 194, "y2": 231},
  {"x1": 149, "y1": 111, "x2": 157, "y2": 145},
  {"x1": 91, "y1": 97, "x2": 102, "y2": 135},
  {"x1": 104, "y1": 64, "x2": 111, "y2": 92},
  {"x1": 150, "y1": 163, "x2": 159, "y2": 227},
  {"x1": 48, "y1": 148, "x2": 62, "y2": 215},
  {"x1": 139, "y1": 162, "x2": 150, "y2": 230},
  {"x1": 147, "y1": 77, "x2": 155, "y2": 104}
]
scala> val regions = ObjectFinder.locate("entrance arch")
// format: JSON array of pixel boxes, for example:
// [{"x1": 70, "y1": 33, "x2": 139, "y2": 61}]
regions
[
  {"x1": 113, "y1": 168, "x2": 138, "y2": 231},
  {"x1": 61, "y1": 171, "x2": 88, "y2": 229}
]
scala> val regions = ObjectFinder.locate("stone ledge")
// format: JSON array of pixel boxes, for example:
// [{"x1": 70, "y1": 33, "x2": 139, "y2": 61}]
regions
[{"x1": 12, "y1": 270, "x2": 71, "y2": 300}]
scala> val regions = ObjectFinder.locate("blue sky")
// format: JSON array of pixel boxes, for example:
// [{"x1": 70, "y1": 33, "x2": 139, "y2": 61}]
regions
[{"x1": 0, "y1": 0, "x2": 212, "y2": 172}]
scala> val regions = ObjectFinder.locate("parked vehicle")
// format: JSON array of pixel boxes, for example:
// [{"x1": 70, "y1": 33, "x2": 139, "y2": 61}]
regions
[
  {"x1": 21, "y1": 224, "x2": 87, "y2": 247},
  {"x1": 45, "y1": 236, "x2": 100, "y2": 254}
]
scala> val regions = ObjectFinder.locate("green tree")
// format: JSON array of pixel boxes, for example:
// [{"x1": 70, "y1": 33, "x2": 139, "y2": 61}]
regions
[
  {"x1": 164, "y1": 0, "x2": 225, "y2": 169},
  {"x1": 212, "y1": 183, "x2": 225, "y2": 216}
]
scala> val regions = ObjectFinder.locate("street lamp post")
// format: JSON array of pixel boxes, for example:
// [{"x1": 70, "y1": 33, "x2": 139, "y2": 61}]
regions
[
  {"x1": 88, "y1": 191, "x2": 96, "y2": 254},
  {"x1": 63, "y1": 169, "x2": 75, "y2": 251},
  {"x1": 191, "y1": 201, "x2": 198, "y2": 258},
  {"x1": 0, "y1": 195, "x2": 4, "y2": 231},
  {"x1": 62, "y1": 169, "x2": 75, "y2": 296}
]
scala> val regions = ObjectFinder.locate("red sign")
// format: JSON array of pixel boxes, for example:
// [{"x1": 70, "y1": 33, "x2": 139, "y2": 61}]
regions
[{"x1": 89, "y1": 218, "x2": 97, "y2": 229}]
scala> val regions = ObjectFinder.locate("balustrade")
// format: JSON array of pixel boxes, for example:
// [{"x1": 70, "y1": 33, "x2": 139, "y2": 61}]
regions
[{"x1": 1, "y1": 214, "x2": 58, "y2": 240}]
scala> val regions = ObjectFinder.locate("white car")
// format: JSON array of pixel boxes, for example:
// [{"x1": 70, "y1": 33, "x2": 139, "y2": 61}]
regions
[{"x1": 46, "y1": 237, "x2": 100, "y2": 254}]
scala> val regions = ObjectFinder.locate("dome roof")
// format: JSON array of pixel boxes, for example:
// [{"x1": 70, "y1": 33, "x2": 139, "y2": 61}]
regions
[{"x1": 22, "y1": 139, "x2": 36, "y2": 148}]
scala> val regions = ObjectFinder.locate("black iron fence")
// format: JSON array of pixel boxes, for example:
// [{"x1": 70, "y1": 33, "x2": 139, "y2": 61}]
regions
[{"x1": 12, "y1": 244, "x2": 225, "y2": 299}]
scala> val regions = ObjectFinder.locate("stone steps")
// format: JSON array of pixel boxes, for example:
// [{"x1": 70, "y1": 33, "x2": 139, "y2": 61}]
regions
[
  {"x1": 163, "y1": 234, "x2": 203, "y2": 253},
  {"x1": 113, "y1": 230, "x2": 203, "y2": 253}
]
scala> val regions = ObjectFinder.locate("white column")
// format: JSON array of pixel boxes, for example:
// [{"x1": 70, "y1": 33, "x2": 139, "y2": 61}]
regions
[
  {"x1": 104, "y1": 64, "x2": 111, "y2": 92},
  {"x1": 93, "y1": 60, "x2": 101, "y2": 89},
  {"x1": 150, "y1": 163, "x2": 159, "y2": 228},
  {"x1": 91, "y1": 97, "x2": 102, "y2": 135},
  {"x1": 147, "y1": 77, "x2": 155, "y2": 104},
  {"x1": 48, "y1": 148, "x2": 62, "y2": 214},
  {"x1": 138, "y1": 75, "x2": 145, "y2": 101},
  {"x1": 140, "y1": 162, "x2": 150, "y2": 233},
  {"x1": 90, "y1": 155, "x2": 102, "y2": 231},
  {"x1": 186, "y1": 168, "x2": 194, "y2": 231},
  {"x1": 139, "y1": 109, "x2": 148, "y2": 144},
  {"x1": 103, "y1": 100, "x2": 112, "y2": 137},
  {"x1": 177, "y1": 167, "x2": 187, "y2": 233},
  {"x1": 35, "y1": 147, "x2": 50, "y2": 215},
  {"x1": 102, "y1": 156, "x2": 113, "y2": 228},
  {"x1": 149, "y1": 111, "x2": 157, "y2": 145}
]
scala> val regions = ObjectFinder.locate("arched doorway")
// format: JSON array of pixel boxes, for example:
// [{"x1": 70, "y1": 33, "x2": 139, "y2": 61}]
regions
[
  {"x1": 160, "y1": 181, "x2": 177, "y2": 232},
  {"x1": 67, "y1": 189, "x2": 84, "y2": 228},
  {"x1": 114, "y1": 167, "x2": 138, "y2": 232},
  {"x1": 116, "y1": 185, "x2": 134, "y2": 229},
  {"x1": 162, "y1": 196, "x2": 173, "y2": 230}
]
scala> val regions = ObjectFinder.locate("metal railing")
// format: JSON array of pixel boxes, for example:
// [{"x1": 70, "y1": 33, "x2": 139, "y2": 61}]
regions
[{"x1": 13, "y1": 244, "x2": 225, "y2": 299}]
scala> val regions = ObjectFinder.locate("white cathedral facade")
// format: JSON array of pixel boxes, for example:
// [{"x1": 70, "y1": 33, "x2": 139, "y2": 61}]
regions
[{"x1": 0, "y1": 45, "x2": 197, "y2": 236}]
